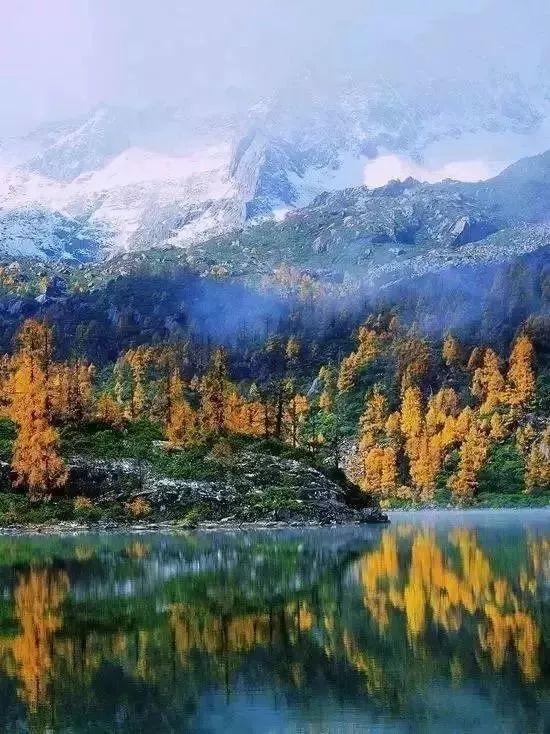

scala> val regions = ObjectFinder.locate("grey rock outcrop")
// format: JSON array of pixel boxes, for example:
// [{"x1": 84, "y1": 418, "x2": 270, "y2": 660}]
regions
[{"x1": 65, "y1": 451, "x2": 386, "y2": 525}]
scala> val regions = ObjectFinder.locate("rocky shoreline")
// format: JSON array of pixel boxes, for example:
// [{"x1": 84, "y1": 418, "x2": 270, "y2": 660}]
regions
[
  {"x1": 0, "y1": 446, "x2": 392, "y2": 531},
  {"x1": 0, "y1": 506, "x2": 389, "y2": 536},
  {"x1": 61, "y1": 451, "x2": 387, "y2": 524}
]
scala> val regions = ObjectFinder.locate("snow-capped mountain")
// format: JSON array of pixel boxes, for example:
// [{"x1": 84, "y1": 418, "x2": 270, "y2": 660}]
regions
[{"x1": 1, "y1": 70, "x2": 550, "y2": 261}]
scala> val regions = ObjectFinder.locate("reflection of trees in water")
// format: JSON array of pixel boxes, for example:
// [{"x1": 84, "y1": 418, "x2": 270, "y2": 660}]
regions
[
  {"x1": 0, "y1": 568, "x2": 68, "y2": 712},
  {"x1": 125, "y1": 541, "x2": 151, "y2": 560},
  {"x1": 168, "y1": 600, "x2": 313, "y2": 665},
  {"x1": 0, "y1": 528, "x2": 547, "y2": 729},
  {"x1": 356, "y1": 527, "x2": 544, "y2": 682}
]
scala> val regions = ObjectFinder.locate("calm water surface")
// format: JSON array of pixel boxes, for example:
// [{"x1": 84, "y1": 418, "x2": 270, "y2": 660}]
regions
[{"x1": 0, "y1": 510, "x2": 548, "y2": 733}]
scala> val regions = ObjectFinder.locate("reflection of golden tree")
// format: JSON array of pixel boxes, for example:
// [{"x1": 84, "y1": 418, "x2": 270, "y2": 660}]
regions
[
  {"x1": 168, "y1": 600, "x2": 315, "y2": 673},
  {"x1": 527, "y1": 536, "x2": 550, "y2": 583},
  {"x1": 125, "y1": 540, "x2": 151, "y2": 559},
  {"x1": 169, "y1": 604, "x2": 274, "y2": 662},
  {"x1": 480, "y1": 607, "x2": 540, "y2": 682},
  {"x1": 342, "y1": 631, "x2": 388, "y2": 696},
  {"x1": 357, "y1": 527, "x2": 544, "y2": 681},
  {"x1": 358, "y1": 533, "x2": 400, "y2": 632},
  {"x1": 74, "y1": 544, "x2": 95, "y2": 562},
  {"x1": 11, "y1": 568, "x2": 69, "y2": 711}
]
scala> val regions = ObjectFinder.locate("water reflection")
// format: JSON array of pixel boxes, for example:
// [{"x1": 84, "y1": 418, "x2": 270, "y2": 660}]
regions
[
  {"x1": 0, "y1": 513, "x2": 548, "y2": 732},
  {"x1": 357, "y1": 527, "x2": 541, "y2": 681}
]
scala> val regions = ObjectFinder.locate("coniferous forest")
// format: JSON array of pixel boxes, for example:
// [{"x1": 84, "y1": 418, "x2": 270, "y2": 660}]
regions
[{"x1": 0, "y1": 254, "x2": 546, "y2": 526}]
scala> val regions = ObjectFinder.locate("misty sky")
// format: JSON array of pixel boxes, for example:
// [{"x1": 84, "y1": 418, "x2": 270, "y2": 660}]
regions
[{"x1": 1, "y1": 0, "x2": 549, "y2": 136}]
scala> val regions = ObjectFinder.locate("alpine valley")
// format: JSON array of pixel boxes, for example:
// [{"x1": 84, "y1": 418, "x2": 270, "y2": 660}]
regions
[
  {"x1": 2, "y1": 4, "x2": 550, "y2": 733},
  {"x1": 0, "y1": 67, "x2": 548, "y2": 527}
]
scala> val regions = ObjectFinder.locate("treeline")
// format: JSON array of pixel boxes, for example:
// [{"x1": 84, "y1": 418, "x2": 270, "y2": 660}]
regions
[
  {"x1": 0, "y1": 319, "x2": 313, "y2": 497},
  {"x1": 0, "y1": 311, "x2": 548, "y2": 504},
  {"x1": 0, "y1": 253, "x2": 548, "y2": 374},
  {"x1": 329, "y1": 321, "x2": 549, "y2": 502}
]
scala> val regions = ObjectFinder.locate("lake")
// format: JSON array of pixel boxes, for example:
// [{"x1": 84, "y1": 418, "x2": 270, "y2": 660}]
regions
[{"x1": 0, "y1": 510, "x2": 548, "y2": 733}]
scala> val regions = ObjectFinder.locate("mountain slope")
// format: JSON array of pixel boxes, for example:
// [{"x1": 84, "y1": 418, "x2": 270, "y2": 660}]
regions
[
  {"x1": 1, "y1": 70, "x2": 550, "y2": 260},
  {"x1": 189, "y1": 151, "x2": 550, "y2": 284}
]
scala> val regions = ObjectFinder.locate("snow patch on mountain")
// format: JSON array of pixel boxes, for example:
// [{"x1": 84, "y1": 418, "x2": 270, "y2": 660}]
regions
[
  {"x1": 0, "y1": 135, "x2": 241, "y2": 255},
  {"x1": 291, "y1": 152, "x2": 372, "y2": 207},
  {"x1": 0, "y1": 208, "x2": 100, "y2": 260},
  {"x1": 0, "y1": 70, "x2": 550, "y2": 261}
]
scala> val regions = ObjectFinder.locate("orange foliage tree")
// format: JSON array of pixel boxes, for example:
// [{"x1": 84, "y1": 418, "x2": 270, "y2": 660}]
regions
[
  {"x1": 507, "y1": 334, "x2": 535, "y2": 407},
  {"x1": 361, "y1": 446, "x2": 397, "y2": 496},
  {"x1": 449, "y1": 422, "x2": 489, "y2": 503},
  {"x1": 472, "y1": 349, "x2": 506, "y2": 413},
  {"x1": 9, "y1": 321, "x2": 67, "y2": 498}
]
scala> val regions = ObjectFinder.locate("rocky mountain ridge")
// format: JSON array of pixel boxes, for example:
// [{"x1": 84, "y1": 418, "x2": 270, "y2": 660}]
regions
[
  {"x1": 188, "y1": 152, "x2": 550, "y2": 285},
  {"x1": 1, "y1": 70, "x2": 550, "y2": 260}
]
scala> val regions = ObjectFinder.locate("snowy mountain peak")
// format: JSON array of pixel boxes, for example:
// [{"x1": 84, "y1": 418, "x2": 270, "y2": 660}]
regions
[
  {"x1": 0, "y1": 72, "x2": 550, "y2": 261},
  {"x1": 26, "y1": 106, "x2": 140, "y2": 182}
]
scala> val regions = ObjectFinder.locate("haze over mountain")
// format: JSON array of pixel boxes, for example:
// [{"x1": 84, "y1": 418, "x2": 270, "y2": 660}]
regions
[{"x1": 0, "y1": 0, "x2": 550, "y2": 262}]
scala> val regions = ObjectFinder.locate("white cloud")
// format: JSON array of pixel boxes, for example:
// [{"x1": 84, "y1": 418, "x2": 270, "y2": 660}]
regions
[
  {"x1": 362, "y1": 155, "x2": 497, "y2": 187},
  {"x1": 362, "y1": 117, "x2": 550, "y2": 188}
]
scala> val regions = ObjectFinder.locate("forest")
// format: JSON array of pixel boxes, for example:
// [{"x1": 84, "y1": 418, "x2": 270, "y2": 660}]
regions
[{"x1": 0, "y1": 256, "x2": 547, "y2": 523}]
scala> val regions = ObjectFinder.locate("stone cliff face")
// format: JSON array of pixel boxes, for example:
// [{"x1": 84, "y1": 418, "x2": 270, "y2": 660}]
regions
[{"x1": 193, "y1": 153, "x2": 550, "y2": 284}]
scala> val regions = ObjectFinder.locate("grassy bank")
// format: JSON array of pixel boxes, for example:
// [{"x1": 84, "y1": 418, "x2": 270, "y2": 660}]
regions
[
  {"x1": 0, "y1": 418, "x2": 547, "y2": 528},
  {"x1": 0, "y1": 419, "x2": 367, "y2": 527}
]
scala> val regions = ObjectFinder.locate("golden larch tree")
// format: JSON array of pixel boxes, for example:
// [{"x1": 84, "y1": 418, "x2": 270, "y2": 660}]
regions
[
  {"x1": 489, "y1": 412, "x2": 507, "y2": 440},
  {"x1": 165, "y1": 399, "x2": 197, "y2": 446},
  {"x1": 449, "y1": 422, "x2": 489, "y2": 503},
  {"x1": 400, "y1": 386, "x2": 423, "y2": 441},
  {"x1": 440, "y1": 415, "x2": 457, "y2": 449},
  {"x1": 10, "y1": 355, "x2": 67, "y2": 498},
  {"x1": 356, "y1": 327, "x2": 379, "y2": 364},
  {"x1": 49, "y1": 361, "x2": 95, "y2": 423},
  {"x1": 96, "y1": 392, "x2": 125, "y2": 427},
  {"x1": 426, "y1": 387, "x2": 459, "y2": 436},
  {"x1": 359, "y1": 385, "x2": 387, "y2": 452},
  {"x1": 395, "y1": 334, "x2": 431, "y2": 391},
  {"x1": 466, "y1": 346, "x2": 485, "y2": 374},
  {"x1": 507, "y1": 334, "x2": 535, "y2": 406},
  {"x1": 515, "y1": 423, "x2": 536, "y2": 455},
  {"x1": 472, "y1": 349, "x2": 506, "y2": 413},
  {"x1": 337, "y1": 354, "x2": 357, "y2": 393},
  {"x1": 455, "y1": 406, "x2": 475, "y2": 442},
  {"x1": 361, "y1": 446, "x2": 397, "y2": 496},
  {"x1": 125, "y1": 347, "x2": 149, "y2": 419},
  {"x1": 385, "y1": 411, "x2": 401, "y2": 444},
  {"x1": 408, "y1": 428, "x2": 441, "y2": 502}
]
